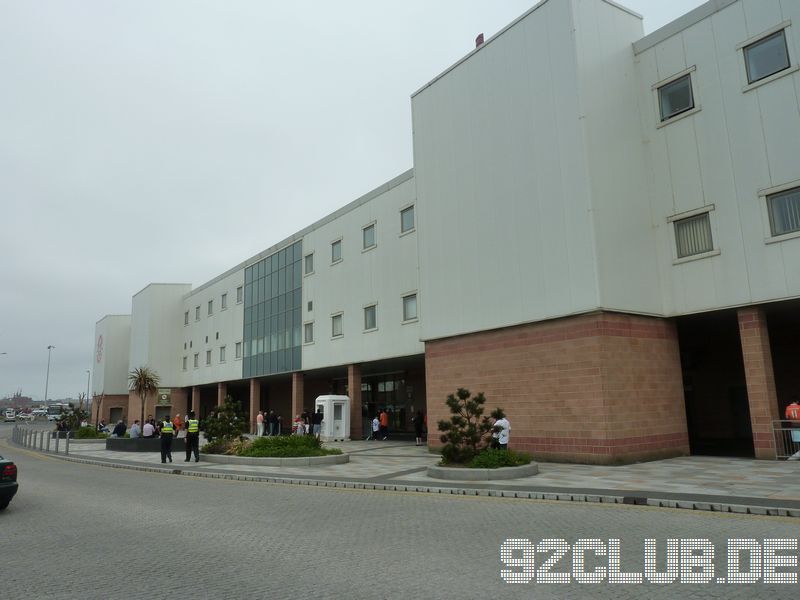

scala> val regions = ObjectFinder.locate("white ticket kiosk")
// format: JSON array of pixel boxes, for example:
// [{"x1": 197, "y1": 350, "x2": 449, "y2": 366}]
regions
[{"x1": 314, "y1": 395, "x2": 350, "y2": 442}]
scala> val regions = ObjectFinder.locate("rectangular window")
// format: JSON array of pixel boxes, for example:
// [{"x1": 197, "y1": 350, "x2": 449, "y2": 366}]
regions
[
  {"x1": 219, "y1": 346, "x2": 226, "y2": 363},
  {"x1": 331, "y1": 240, "x2": 342, "y2": 263},
  {"x1": 767, "y1": 186, "x2": 800, "y2": 236},
  {"x1": 331, "y1": 313, "x2": 343, "y2": 338},
  {"x1": 235, "y1": 341, "x2": 242, "y2": 359},
  {"x1": 221, "y1": 293, "x2": 227, "y2": 310},
  {"x1": 363, "y1": 223, "x2": 376, "y2": 249},
  {"x1": 304, "y1": 252, "x2": 314, "y2": 274},
  {"x1": 206, "y1": 350, "x2": 212, "y2": 365},
  {"x1": 193, "y1": 353, "x2": 199, "y2": 368},
  {"x1": 184, "y1": 311, "x2": 189, "y2": 325},
  {"x1": 401, "y1": 205, "x2": 415, "y2": 233},
  {"x1": 674, "y1": 213, "x2": 713, "y2": 258},
  {"x1": 195, "y1": 306, "x2": 200, "y2": 321},
  {"x1": 364, "y1": 305, "x2": 377, "y2": 331},
  {"x1": 658, "y1": 74, "x2": 694, "y2": 121},
  {"x1": 207, "y1": 300, "x2": 213, "y2": 316},
  {"x1": 182, "y1": 356, "x2": 187, "y2": 371},
  {"x1": 304, "y1": 322, "x2": 314, "y2": 343},
  {"x1": 236, "y1": 286, "x2": 243, "y2": 303},
  {"x1": 744, "y1": 30, "x2": 790, "y2": 84},
  {"x1": 402, "y1": 294, "x2": 418, "y2": 322}
]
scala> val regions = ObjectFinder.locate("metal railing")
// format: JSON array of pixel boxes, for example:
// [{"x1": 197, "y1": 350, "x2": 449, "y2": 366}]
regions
[
  {"x1": 11, "y1": 425, "x2": 72, "y2": 455},
  {"x1": 773, "y1": 420, "x2": 800, "y2": 460}
]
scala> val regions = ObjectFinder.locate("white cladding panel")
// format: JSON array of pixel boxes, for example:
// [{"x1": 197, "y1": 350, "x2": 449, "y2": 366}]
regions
[
  {"x1": 129, "y1": 284, "x2": 191, "y2": 386},
  {"x1": 92, "y1": 315, "x2": 131, "y2": 396},
  {"x1": 636, "y1": 0, "x2": 800, "y2": 314},
  {"x1": 301, "y1": 176, "x2": 423, "y2": 370},
  {"x1": 179, "y1": 269, "x2": 245, "y2": 386},
  {"x1": 413, "y1": 0, "x2": 601, "y2": 342}
]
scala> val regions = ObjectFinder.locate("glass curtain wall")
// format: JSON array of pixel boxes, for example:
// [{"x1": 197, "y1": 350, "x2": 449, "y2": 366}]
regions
[{"x1": 243, "y1": 240, "x2": 303, "y2": 377}]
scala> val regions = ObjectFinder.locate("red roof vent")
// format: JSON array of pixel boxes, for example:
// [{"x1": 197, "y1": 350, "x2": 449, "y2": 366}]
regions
[{"x1": 475, "y1": 33, "x2": 484, "y2": 48}]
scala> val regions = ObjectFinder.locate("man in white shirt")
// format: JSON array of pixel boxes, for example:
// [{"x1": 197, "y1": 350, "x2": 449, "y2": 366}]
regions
[
  {"x1": 493, "y1": 416, "x2": 511, "y2": 450},
  {"x1": 142, "y1": 420, "x2": 155, "y2": 438},
  {"x1": 129, "y1": 420, "x2": 142, "y2": 439}
]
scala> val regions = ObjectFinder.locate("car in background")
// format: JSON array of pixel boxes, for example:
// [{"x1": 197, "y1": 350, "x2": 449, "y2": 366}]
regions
[
  {"x1": 16, "y1": 412, "x2": 34, "y2": 422},
  {"x1": 3, "y1": 409, "x2": 15, "y2": 422},
  {"x1": 0, "y1": 454, "x2": 18, "y2": 510}
]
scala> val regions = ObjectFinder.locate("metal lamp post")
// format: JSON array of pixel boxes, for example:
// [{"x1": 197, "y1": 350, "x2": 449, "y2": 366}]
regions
[{"x1": 44, "y1": 345, "x2": 55, "y2": 402}]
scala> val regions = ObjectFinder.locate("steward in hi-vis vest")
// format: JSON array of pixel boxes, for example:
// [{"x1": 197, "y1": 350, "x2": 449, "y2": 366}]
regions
[
  {"x1": 160, "y1": 419, "x2": 174, "y2": 464},
  {"x1": 185, "y1": 411, "x2": 200, "y2": 463}
]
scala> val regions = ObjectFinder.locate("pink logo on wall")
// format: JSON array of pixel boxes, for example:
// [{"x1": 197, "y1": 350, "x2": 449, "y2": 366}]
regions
[{"x1": 96, "y1": 335, "x2": 104, "y2": 363}]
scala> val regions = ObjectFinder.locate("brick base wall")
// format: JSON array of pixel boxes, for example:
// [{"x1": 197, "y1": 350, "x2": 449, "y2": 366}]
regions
[{"x1": 425, "y1": 312, "x2": 689, "y2": 464}]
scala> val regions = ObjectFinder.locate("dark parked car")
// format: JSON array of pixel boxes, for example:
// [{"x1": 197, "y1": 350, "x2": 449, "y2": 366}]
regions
[{"x1": 0, "y1": 454, "x2": 18, "y2": 510}]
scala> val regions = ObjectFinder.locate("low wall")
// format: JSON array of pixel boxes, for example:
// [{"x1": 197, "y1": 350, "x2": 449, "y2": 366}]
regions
[
  {"x1": 106, "y1": 437, "x2": 187, "y2": 452},
  {"x1": 201, "y1": 453, "x2": 349, "y2": 467},
  {"x1": 427, "y1": 463, "x2": 539, "y2": 481}
]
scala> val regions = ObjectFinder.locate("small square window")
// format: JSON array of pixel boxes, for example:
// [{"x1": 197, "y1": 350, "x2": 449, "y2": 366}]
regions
[
  {"x1": 307, "y1": 301, "x2": 313, "y2": 312},
  {"x1": 401, "y1": 206, "x2": 415, "y2": 233},
  {"x1": 331, "y1": 314, "x2": 343, "y2": 337},
  {"x1": 364, "y1": 305, "x2": 377, "y2": 330},
  {"x1": 304, "y1": 322, "x2": 314, "y2": 344},
  {"x1": 195, "y1": 306, "x2": 200, "y2": 321},
  {"x1": 304, "y1": 253, "x2": 314, "y2": 274},
  {"x1": 216, "y1": 332, "x2": 219, "y2": 340},
  {"x1": 190, "y1": 341, "x2": 192, "y2": 348},
  {"x1": 235, "y1": 341, "x2": 242, "y2": 359},
  {"x1": 184, "y1": 311, "x2": 189, "y2": 325},
  {"x1": 193, "y1": 353, "x2": 199, "y2": 368},
  {"x1": 219, "y1": 346, "x2": 226, "y2": 363},
  {"x1": 674, "y1": 213, "x2": 713, "y2": 258},
  {"x1": 331, "y1": 240, "x2": 342, "y2": 263},
  {"x1": 221, "y1": 293, "x2": 227, "y2": 310},
  {"x1": 767, "y1": 186, "x2": 800, "y2": 236},
  {"x1": 236, "y1": 286, "x2": 243, "y2": 303},
  {"x1": 744, "y1": 30, "x2": 790, "y2": 84},
  {"x1": 205, "y1": 336, "x2": 208, "y2": 343},
  {"x1": 207, "y1": 300, "x2": 213, "y2": 316},
  {"x1": 182, "y1": 356, "x2": 187, "y2": 371},
  {"x1": 363, "y1": 224, "x2": 376, "y2": 249},
  {"x1": 403, "y1": 294, "x2": 418, "y2": 322},
  {"x1": 658, "y1": 74, "x2": 694, "y2": 121},
  {"x1": 206, "y1": 350, "x2": 212, "y2": 365}
]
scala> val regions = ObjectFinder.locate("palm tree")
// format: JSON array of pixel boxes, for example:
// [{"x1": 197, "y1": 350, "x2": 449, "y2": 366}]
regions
[{"x1": 128, "y1": 366, "x2": 160, "y2": 427}]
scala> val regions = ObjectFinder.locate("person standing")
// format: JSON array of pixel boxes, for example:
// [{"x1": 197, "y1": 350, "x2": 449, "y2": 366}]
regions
[
  {"x1": 413, "y1": 411, "x2": 425, "y2": 446},
  {"x1": 173, "y1": 414, "x2": 183, "y2": 437},
  {"x1": 312, "y1": 408, "x2": 323, "y2": 439},
  {"x1": 267, "y1": 411, "x2": 277, "y2": 436},
  {"x1": 379, "y1": 409, "x2": 389, "y2": 440},
  {"x1": 257, "y1": 411, "x2": 264, "y2": 437},
  {"x1": 160, "y1": 418, "x2": 174, "y2": 463},
  {"x1": 370, "y1": 415, "x2": 380, "y2": 441},
  {"x1": 185, "y1": 411, "x2": 200, "y2": 463},
  {"x1": 786, "y1": 398, "x2": 800, "y2": 460},
  {"x1": 494, "y1": 414, "x2": 511, "y2": 450}
]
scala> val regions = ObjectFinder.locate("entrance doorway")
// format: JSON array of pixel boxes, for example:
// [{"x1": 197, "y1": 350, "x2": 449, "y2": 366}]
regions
[{"x1": 677, "y1": 312, "x2": 754, "y2": 457}]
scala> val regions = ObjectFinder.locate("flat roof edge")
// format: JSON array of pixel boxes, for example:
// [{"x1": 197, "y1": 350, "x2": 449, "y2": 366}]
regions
[{"x1": 633, "y1": 0, "x2": 738, "y2": 55}]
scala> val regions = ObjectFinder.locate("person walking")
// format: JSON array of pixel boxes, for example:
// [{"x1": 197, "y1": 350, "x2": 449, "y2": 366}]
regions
[
  {"x1": 312, "y1": 408, "x2": 323, "y2": 439},
  {"x1": 413, "y1": 410, "x2": 425, "y2": 446},
  {"x1": 268, "y1": 411, "x2": 277, "y2": 436},
  {"x1": 379, "y1": 409, "x2": 389, "y2": 440},
  {"x1": 160, "y1": 417, "x2": 174, "y2": 463},
  {"x1": 185, "y1": 411, "x2": 200, "y2": 463},
  {"x1": 370, "y1": 415, "x2": 380, "y2": 441}
]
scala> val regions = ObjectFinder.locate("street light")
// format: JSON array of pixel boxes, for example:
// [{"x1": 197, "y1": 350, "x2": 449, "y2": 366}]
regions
[{"x1": 44, "y1": 345, "x2": 55, "y2": 402}]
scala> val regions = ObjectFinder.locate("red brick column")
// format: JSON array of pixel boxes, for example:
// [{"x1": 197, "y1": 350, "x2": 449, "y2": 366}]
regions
[
  {"x1": 191, "y1": 386, "x2": 200, "y2": 415},
  {"x1": 217, "y1": 382, "x2": 227, "y2": 407},
  {"x1": 249, "y1": 378, "x2": 261, "y2": 434},
  {"x1": 348, "y1": 364, "x2": 362, "y2": 440},
  {"x1": 737, "y1": 307, "x2": 780, "y2": 459},
  {"x1": 291, "y1": 372, "x2": 305, "y2": 419}
]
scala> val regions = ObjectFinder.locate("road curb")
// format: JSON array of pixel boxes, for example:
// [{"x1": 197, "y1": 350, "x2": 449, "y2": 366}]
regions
[{"x1": 39, "y1": 451, "x2": 800, "y2": 518}]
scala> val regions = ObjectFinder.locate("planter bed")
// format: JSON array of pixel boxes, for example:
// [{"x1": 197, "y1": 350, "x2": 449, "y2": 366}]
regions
[
  {"x1": 106, "y1": 437, "x2": 187, "y2": 452},
  {"x1": 201, "y1": 453, "x2": 349, "y2": 467},
  {"x1": 427, "y1": 463, "x2": 539, "y2": 481}
]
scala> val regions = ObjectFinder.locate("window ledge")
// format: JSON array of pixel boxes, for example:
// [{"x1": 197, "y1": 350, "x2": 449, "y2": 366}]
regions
[
  {"x1": 743, "y1": 64, "x2": 799, "y2": 92},
  {"x1": 303, "y1": 271, "x2": 315, "y2": 277},
  {"x1": 765, "y1": 230, "x2": 800, "y2": 244},
  {"x1": 399, "y1": 228, "x2": 416, "y2": 238},
  {"x1": 361, "y1": 245, "x2": 377, "y2": 254},
  {"x1": 234, "y1": 357, "x2": 242, "y2": 361},
  {"x1": 401, "y1": 318, "x2": 419, "y2": 325},
  {"x1": 330, "y1": 335, "x2": 344, "y2": 341},
  {"x1": 330, "y1": 259, "x2": 343, "y2": 266},
  {"x1": 303, "y1": 340, "x2": 315, "y2": 346},
  {"x1": 656, "y1": 105, "x2": 701, "y2": 129},
  {"x1": 672, "y1": 248, "x2": 720, "y2": 265},
  {"x1": 363, "y1": 327, "x2": 378, "y2": 334}
]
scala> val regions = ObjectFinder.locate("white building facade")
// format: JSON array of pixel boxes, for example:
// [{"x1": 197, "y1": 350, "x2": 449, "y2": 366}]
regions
[{"x1": 94, "y1": 0, "x2": 799, "y2": 463}]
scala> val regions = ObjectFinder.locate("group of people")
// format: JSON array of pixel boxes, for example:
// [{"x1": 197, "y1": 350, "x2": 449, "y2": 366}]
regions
[
  {"x1": 255, "y1": 411, "x2": 283, "y2": 437},
  {"x1": 292, "y1": 408, "x2": 324, "y2": 438},
  {"x1": 368, "y1": 409, "x2": 427, "y2": 445},
  {"x1": 96, "y1": 412, "x2": 201, "y2": 464}
]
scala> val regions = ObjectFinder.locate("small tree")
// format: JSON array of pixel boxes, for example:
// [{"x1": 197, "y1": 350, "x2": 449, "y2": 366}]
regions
[
  {"x1": 203, "y1": 395, "x2": 248, "y2": 444},
  {"x1": 437, "y1": 388, "x2": 505, "y2": 464},
  {"x1": 128, "y1": 367, "x2": 160, "y2": 428},
  {"x1": 56, "y1": 402, "x2": 89, "y2": 432}
]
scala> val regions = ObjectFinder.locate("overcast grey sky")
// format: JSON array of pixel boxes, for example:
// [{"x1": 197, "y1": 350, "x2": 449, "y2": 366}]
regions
[{"x1": 0, "y1": 0, "x2": 706, "y2": 402}]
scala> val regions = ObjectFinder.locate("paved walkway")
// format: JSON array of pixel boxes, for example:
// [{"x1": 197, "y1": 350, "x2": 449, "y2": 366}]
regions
[{"x1": 39, "y1": 437, "x2": 800, "y2": 516}]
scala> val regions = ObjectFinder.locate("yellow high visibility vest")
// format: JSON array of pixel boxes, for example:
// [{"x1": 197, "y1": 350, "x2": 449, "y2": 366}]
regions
[
  {"x1": 187, "y1": 419, "x2": 199, "y2": 433},
  {"x1": 161, "y1": 421, "x2": 174, "y2": 434}
]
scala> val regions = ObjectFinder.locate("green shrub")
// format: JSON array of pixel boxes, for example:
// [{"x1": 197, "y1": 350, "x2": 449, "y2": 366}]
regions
[
  {"x1": 437, "y1": 388, "x2": 506, "y2": 465},
  {"x1": 203, "y1": 395, "x2": 248, "y2": 443},
  {"x1": 468, "y1": 449, "x2": 531, "y2": 469},
  {"x1": 239, "y1": 435, "x2": 342, "y2": 458},
  {"x1": 201, "y1": 439, "x2": 230, "y2": 455},
  {"x1": 74, "y1": 426, "x2": 108, "y2": 439}
]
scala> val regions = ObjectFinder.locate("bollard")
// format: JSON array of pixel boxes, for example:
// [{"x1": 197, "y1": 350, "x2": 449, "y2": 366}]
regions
[
  {"x1": 65, "y1": 432, "x2": 70, "y2": 455},
  {"x1": 46, "y1": 432, "x2": 51, "y2": 452},
  {"x1": 55, "y1": 433, "x2": 60, "y2": 454},
  {"x1": 24, "y1": 429, "x2": 29, "y2": 447},
  {"x1": 39, "y1": 431, "x2": 44, "y2": 451}
]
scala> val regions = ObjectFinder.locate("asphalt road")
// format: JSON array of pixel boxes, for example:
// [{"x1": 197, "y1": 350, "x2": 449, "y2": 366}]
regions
[{"x1": 0, "y1": 422, "x2": 798, "y2": 599}]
